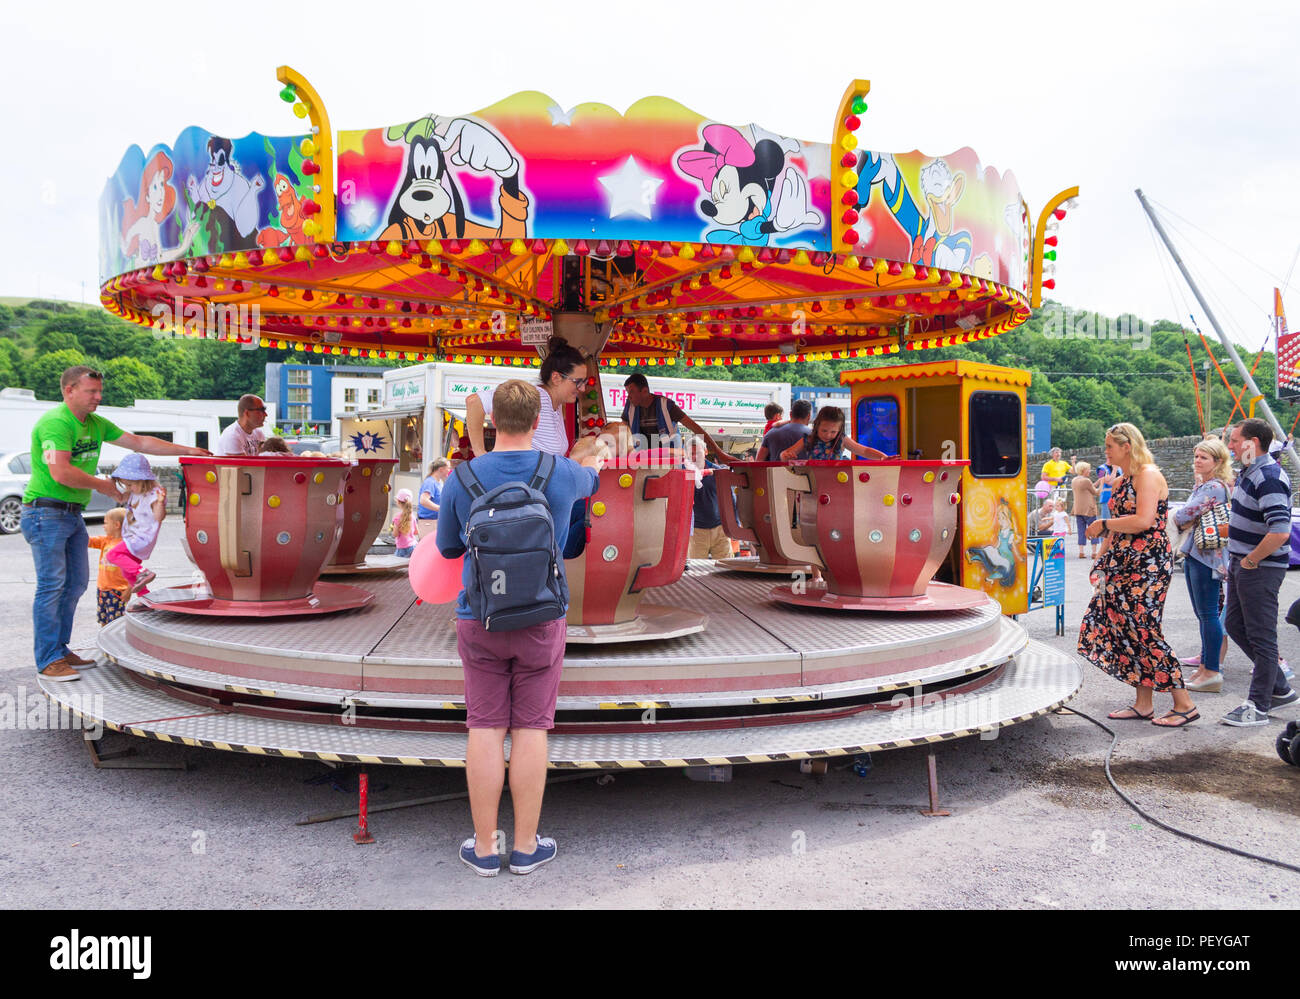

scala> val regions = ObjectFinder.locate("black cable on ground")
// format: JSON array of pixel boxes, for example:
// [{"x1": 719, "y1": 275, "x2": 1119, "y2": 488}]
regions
[{"x1": 1054, "y1": 706, "x2": 1300, "y2": 875}]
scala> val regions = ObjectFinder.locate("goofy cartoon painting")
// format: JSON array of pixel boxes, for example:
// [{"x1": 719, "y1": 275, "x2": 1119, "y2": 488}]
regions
[{"x1": 379, "y1": 116, "x2": 529, "y2": 241}]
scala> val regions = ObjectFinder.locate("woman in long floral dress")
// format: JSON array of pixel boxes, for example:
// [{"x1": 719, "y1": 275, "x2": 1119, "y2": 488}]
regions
[{"x1": 1078, "y1": 422, "x2": 1199, "y2": 727}]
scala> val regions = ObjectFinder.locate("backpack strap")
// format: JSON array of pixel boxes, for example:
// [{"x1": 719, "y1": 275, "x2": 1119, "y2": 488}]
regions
[
  {"x1": 454, "y1": 458, "x2": 486, "y2": 499},
  {"x1": 528, "y1": 451, "x2": 556, "y2": 493}
]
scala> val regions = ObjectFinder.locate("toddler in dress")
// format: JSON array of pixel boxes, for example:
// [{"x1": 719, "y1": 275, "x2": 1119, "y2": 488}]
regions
[{"x1": 108, "y1": 453, "x2": 167, "y2": 595}]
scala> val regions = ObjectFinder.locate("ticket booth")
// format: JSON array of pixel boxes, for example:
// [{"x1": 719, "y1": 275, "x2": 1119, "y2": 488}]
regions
[{"x1": 841, "y1": 360, "x2": 1030, "y2": 615}]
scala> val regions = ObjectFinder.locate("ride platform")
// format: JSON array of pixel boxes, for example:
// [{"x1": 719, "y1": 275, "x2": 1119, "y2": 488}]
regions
[{"x1": 40, "y1": 562, "x2": 1081, "y2": 768}]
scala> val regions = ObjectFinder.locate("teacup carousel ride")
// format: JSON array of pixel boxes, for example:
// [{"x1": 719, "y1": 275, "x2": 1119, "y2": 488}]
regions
[{"x1": 45, "y1": 69, "x2": 1083, "y2": 785}]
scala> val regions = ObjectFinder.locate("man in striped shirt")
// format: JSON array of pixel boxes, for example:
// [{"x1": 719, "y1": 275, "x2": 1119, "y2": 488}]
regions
[{"x1": 1221, "y1": 419, "x2": 1298, "y2": 726}]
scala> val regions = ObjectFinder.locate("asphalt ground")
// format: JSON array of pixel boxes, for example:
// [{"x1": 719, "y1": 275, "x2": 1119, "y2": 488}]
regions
[{"x1": 2, "y1": 519, "x2": 1299, "y2": 910}]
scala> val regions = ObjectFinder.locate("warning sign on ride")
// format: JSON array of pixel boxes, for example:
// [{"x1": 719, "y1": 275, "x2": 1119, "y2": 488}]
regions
[{"x1": 520, "y1": 316, "x2": 554, "y2": 345}]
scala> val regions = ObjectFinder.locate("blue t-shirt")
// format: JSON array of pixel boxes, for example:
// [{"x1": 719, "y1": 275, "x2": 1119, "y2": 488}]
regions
[
  {"x1": 417, "y1": 475, "x2": 443, "y2": 520},
  {"x1": 435, "y1": 450, "x2": 600, "y2": 619},
  {"x1": 694, "y1": 460, "x2": 723, "y2": 530},
  {"x1": 759, "y1": 422, "x2": 810, "y2": 459}
]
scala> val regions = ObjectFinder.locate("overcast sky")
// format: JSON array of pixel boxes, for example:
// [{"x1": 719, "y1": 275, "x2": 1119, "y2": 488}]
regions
[{"x1": 3, "y1": 0, "x2": 1297, "y2": 350}]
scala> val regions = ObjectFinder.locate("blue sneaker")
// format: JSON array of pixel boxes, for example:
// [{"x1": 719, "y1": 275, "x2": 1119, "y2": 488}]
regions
[
  {"x1": 1271, "y1": 688, "x2": 1299, "y2": 709},
  {"x1": 1282, "y1": 660, "x2": 1295, "y2": 682},
  {"x1": 509, "y1": 835, "x2": 557, "y2": 874},
  {"x1": 460, "y1": 837, "x2": 501, "y2": 877},
  {"x1": 1221, "y1": 701, "x2": 1269, "y2": 727}
]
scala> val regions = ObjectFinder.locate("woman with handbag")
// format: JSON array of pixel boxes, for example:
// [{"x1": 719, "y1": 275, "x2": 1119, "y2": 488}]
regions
[
  {"x1": 1080, "y1": 423, "x2": 1198, "y2": 727},
  {"x1": 1172, "y1": 437, "x2": 1234, "y2": 692}
]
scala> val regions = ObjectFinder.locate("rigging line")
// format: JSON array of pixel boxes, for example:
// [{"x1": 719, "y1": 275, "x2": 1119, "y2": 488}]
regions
[
  {"x1": 1142, "y1": 207, "x2": 1195, "y2": 331},
  {"x1": 1148, "y1": 196, "x2": 1288, "y2": 287},
  {"x1": 1157, "y1": 210, "x2": 1274, "y2": 328},
  {"x1": 1282, "y1": 243, "x2": 1300, "y2": 297},
  {"x1": 1174, "y1": 234, "x2": 1261, "y2": 349},
  {"x1": 1164, "y1": 212, "x2": 1274, "y2": 327}
]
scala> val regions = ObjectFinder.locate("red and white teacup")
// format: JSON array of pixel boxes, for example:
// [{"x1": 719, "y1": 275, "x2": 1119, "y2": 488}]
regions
[
  {"x1": 328, "y1": 458, "x2": 398, "y2": 567},
  {"x1": 565, "y1": 453, "x2": 695, "y2": 627},
  {"x1": 180, "y1": 456, "x2": 350, "y2": 602},
  {"x1": 768, "y1": 460, "x2": 967, "y2": 598}
]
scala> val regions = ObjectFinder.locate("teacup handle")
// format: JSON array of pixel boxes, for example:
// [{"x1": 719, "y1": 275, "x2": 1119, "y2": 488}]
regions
[
  {"x1": 630, "y1": 471, "x2": 691, "y2": 591},
  {"x1": 768, "y1": 465, "x2": 824, "y2": 568},
  {"x1": 217, "y1": 466, "x2": 254, "y2": 577},
  {"x1": 714, "y1": 467, "x2": 757, "y2": 545}
]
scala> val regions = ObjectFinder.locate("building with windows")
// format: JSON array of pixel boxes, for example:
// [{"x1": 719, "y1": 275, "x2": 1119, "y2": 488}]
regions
[{"x1": 264, "y1": 363, "x2": 386, "y2": 434}]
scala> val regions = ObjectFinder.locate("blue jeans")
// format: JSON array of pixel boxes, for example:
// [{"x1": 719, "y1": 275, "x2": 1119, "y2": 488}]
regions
[
  {"x1": 1183, "y1": 556, "x2": 1223, "y2": 672},
  {"x1": 20, "y1": 506, "x2": 90, "y2": 671}
]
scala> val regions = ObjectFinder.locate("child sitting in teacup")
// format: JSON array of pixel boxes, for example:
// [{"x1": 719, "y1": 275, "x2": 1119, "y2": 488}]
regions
[{"x1": 780, "y1": 406, "x2": 887, "y2": 461}]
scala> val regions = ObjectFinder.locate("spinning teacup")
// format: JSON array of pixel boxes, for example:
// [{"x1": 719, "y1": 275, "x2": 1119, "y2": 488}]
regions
[
  {"x1": 714, "y1": 462, "x2": 813, "y2": 573},
  {"x1": 150, "y1": 456, "x2": 374, "y2": 616},
  {"x1": 325, "y1": 457, "x2": 401, "y2": 570},
  {"x1": 768, "y1": 459, "x2": 983, "y2": 612},
  {"x1": 564, "y1": 452, "x2": 707, "y2": 643}
]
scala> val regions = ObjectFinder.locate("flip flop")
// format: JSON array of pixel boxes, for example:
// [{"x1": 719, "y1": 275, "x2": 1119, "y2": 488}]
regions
[
  {"x1": 1107, "y1": 706, "x2": 1154, "y2": 721},
  {"x1": 1153, "y1": 708, "x2": 1200, "y2": 728}
]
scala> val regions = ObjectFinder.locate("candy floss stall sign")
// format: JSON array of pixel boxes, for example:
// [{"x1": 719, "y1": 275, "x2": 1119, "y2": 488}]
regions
[{"x1": 99, "y1": 128, "x2": 316, "y2": 280}]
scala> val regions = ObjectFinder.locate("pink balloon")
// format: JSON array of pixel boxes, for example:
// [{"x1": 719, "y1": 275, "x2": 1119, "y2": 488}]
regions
[
  {"x1": 1033, "y1": 480, "x2": 1051, "y2": 499},
  {"x1": 408, "y1": 533, "x2": 464, "y2": 604}
]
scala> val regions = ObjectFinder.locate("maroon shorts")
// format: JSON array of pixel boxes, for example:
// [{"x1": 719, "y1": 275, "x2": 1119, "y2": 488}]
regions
[{"x1": 455, "y1": 617, "x2": 567, "y2": 730}]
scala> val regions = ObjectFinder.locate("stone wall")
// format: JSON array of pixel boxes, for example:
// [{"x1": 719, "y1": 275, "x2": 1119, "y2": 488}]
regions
[{"x1": 1030, "y1": 435, "x2": 1300, "y2": 499}]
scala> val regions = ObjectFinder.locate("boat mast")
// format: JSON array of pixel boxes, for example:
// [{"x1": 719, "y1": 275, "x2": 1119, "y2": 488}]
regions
[{"x1": 1136, "y1": 188, "x2": 1299, "y2": 467}]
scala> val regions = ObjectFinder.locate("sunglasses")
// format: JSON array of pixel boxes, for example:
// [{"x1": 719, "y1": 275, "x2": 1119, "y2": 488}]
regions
[
  {"x1": 247, "y1": 406, "x2": 268, "y2": 412},
  {"x1": 566, "y1": 375, "x2": 587, "y2": 387}
]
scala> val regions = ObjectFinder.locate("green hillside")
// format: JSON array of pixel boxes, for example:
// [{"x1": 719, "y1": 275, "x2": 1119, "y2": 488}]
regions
[{"x1": 2, "y1": 297, "x2": 1291, "y2": 450}]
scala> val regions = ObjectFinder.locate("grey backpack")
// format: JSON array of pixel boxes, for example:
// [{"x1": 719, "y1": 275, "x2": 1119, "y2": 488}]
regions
[{"x1": 454, "y1": 453, "x2": 568, "y2": 631}]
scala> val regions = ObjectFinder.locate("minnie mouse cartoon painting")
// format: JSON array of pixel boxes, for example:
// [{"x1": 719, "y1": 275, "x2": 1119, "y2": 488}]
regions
[{"x1": 676, "y1": 124, "x2": 821, "y2": 245}]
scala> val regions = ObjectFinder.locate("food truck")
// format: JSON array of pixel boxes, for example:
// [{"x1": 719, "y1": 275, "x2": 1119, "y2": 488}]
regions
[{"x1": 342, "y1": 361, "x2": 790, "y2": 501}]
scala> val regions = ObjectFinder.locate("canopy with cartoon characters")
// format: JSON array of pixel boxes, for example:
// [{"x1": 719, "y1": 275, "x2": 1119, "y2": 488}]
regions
[{"x1": 98, "y1": 69, "x2": 1074, "y2": 368}]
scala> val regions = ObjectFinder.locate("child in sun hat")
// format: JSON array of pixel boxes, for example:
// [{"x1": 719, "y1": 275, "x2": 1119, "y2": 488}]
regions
[
  {"x1": 392, "y1": 488, "x2": 418, "y2": 557},
  {"x1": 109, "y1": 453, "x2": 167, "y2": 595}
]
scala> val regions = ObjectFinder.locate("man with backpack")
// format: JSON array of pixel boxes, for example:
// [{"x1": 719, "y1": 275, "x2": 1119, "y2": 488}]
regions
[{"x1": 436, "y1": 380, "x2": 604, "y2": 876}]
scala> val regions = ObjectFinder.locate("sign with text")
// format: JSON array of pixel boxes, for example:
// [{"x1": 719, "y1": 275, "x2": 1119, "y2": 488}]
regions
[
  {"x1": 520, "y1": 316, "x2": 553, "y2": 346},
  {"x1": 385, "y1": 376, "x2": 425, "y2": 408}
]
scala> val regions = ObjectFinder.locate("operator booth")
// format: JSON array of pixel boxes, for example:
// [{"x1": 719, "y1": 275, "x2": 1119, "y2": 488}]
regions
[{"x1": 842, "y1": 360, "x2": 1031, "y2": 615}]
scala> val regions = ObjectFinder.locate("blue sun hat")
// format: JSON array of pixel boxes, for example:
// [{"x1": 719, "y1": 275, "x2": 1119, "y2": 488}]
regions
[{"x1": 113, "y1": 453, "x2": 156, "y2": 481}]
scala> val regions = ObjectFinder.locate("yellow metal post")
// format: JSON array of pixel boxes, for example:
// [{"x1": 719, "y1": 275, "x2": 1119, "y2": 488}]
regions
[{"x1": 276, "y1": 66, "x2": 336, "y2": 244}]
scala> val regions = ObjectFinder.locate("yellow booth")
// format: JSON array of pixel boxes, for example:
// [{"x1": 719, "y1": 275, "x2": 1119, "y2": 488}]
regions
[{"x1": 842, "y1": 360, "x2": 1031, "y2": 615}]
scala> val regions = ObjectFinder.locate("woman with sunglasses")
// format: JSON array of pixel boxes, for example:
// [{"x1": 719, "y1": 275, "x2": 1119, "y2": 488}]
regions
[
  {"x1": 1079, "y1": 423, "x2": 1198, "y2": 727},
  {"x1": 465, "y1": 336, "x2": 590, "y2": 458}
]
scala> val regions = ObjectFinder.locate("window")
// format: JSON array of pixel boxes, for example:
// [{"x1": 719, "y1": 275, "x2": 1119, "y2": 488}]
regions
[
  {"x1": 968, "y1": 391, "x2": 1022, "y2": 477},
  {"x1": 854, "y1": 396, "x2": 899, "y2": 457},
  {"x1": 344, "y1": 388, "x2": 358, "y2": 404},
  {"x1": 10, "y1": 453, "x2": 31, "y2": 474},
  {"x1": 288, "y1": 387, "x2": 310, "y2": 403},
  {"x1": 289, "y1": 404, "x2": 310, "y2": 422},
  {"x1": 367, "y1": 388, "x2": 381, "y2": 405},
  {"x1": 195, "y1": 432, "x2": 209, "y2": 452},
  {"x1": 288, "y1": 369, "x2": 310, "y2": 385}
]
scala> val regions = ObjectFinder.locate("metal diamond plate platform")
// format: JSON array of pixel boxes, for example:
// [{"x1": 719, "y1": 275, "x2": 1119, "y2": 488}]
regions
[
  {"x1": 113, "y1": 562, "x2": 1006, "y2": 698},
  {"x1": 39, "y1": 642, "x2": 1082, "y2": 768},
  {"x1": 100, "y1": 610, "x2": 1027, "y2": 711}
]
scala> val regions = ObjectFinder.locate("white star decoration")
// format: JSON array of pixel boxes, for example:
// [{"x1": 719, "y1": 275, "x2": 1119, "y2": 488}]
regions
[
  {"x1": 349, "y1": 200, "x2": 377, "y2": 232},
  {"x1": 800, "y1": 143, "x2": 830, "y2": 180},
  {"x1": 547, "y1": 104, "x2": 575, "y2": 126},
  {"x1": 598, "y1": 157, "x2": 663, "y2": 220}
]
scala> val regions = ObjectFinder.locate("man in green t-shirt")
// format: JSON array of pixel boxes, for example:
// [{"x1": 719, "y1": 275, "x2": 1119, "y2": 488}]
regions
[{"x1": 22, "y1": 365, "x2": 210, "y2": 682}]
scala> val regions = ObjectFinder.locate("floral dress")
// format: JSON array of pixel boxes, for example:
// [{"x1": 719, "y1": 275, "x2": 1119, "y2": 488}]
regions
[{"x1": 1077, "y1": 475, "x2": 1184, "y2": 691}]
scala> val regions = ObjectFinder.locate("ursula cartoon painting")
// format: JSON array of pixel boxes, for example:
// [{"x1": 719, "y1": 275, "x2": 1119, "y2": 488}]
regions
[{"x1": 675, "y1": 124, "x2": 822, "y2": 245}]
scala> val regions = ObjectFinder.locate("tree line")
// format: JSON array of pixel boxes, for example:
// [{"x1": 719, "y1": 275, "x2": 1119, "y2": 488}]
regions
[{"x1": 2, "y1": 298, "x2": 1292, "y2": 450}]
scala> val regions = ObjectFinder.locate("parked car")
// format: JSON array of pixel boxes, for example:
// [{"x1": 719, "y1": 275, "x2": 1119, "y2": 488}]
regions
[
  {"x1": 0, "y1": 450, "x2": 114, "y2": 534},
  {"x1": 286, "y1": 436, "x2": 340, "y2": 455}
]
